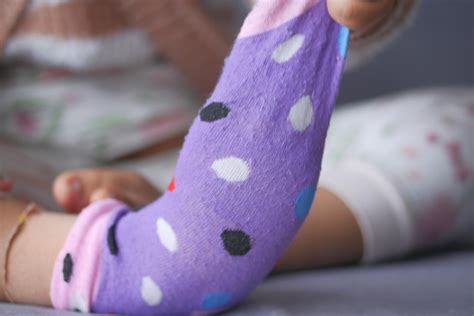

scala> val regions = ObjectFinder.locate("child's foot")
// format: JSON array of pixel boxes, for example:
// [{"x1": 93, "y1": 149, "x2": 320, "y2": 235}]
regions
[{"x1": 53, "y1": 169, "x2": 160, "y2": 213}]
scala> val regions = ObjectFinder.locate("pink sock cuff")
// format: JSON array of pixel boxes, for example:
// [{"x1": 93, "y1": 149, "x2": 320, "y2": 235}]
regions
[
  {"x1": 50, "y1": 199, "x2": 128, "y2": 313},
  {"x1": 238, "y1": 0, "x2": 320, "y2": 38}
]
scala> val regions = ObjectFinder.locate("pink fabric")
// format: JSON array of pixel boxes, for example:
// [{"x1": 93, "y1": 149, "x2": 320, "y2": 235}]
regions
[
  {"x1": 238, "y1": 0, "x2": 320, "y2": 38},
  {"x1": 50, "y1": 199, "x2": 127, "y2": 312}
]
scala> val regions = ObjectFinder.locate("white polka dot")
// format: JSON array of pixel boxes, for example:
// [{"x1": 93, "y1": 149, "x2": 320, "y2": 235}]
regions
[
  {"x1": 288, "y1": 96, "x2": 313, "y2": 132},
  {"x1": 69, "y1": 290, "x2": 89, "y2": 313},
  {"x1": 272, "y1": 34, "x2": 305, "y2": 63},
  {"x1": 156, "y1": 217, "x2": 178, "y2": 253},
  {"x1": 141, "y1": 276, "x2": 163, "y2": 306},
  {"x1": 211, "y1": 156, "x2": 250, "y2": 182}
]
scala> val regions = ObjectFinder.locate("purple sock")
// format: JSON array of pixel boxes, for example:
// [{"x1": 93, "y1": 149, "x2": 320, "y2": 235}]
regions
[{"x1": 51, "y1": 1, "x2": 349, "y2": 314}]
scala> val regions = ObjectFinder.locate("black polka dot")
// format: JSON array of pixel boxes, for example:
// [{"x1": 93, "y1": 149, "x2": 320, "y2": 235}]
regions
[
  {"x1": 63, "y1": 253, "x2": 73, "y2": 283},
  {"x1": 107, "y1": 224, "x2": 119, "y2": 256},
  {"x1": 221, "y1": 229, "x2": 251, "y2": 256},
  {"x1": 200, "y1": 102, "x2": 230, "y2": 122}
]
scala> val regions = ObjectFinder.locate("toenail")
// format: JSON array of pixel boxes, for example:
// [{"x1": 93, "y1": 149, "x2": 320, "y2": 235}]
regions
[
  {"x1": 70, "y1": 177, "x2": 80, "y2": 189},
  {"x1": 69, "y1": 177, "x2": 83, "y2": 198}
]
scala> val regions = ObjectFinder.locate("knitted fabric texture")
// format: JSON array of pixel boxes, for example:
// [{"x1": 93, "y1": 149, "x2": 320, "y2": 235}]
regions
[{"x1": 50, "y1": 0, "x2": 349, "y2": 314}]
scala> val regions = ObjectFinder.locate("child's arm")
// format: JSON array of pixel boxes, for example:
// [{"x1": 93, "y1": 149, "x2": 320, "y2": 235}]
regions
[{"x1": 0, "y1": 198, "x2": 75, "y2": 306}]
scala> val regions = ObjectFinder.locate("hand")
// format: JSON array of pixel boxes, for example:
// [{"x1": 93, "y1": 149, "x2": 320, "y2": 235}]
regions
[
  {"x1": 53, "y1": 169, "x2": 161, "y2": 213},
  {"x1": 327, "y1": 0, "x2": 396, "y2": 35}
]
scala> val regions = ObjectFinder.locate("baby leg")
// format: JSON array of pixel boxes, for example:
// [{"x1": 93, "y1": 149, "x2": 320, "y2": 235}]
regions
[
  {"x1": 276, "y1": 87, "x2": 474, "y2": 271},
  {"x1": 275, "y1": 188, "x2": 363, "y2": 271},
  {"x1": 317, "y1": 87, "x2": 474, "y2": 263}
]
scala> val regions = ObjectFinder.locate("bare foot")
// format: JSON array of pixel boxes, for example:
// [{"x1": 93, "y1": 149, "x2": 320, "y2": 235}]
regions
[{"x1": 53, "y1": 169, "x2": 161, "y2": 213}]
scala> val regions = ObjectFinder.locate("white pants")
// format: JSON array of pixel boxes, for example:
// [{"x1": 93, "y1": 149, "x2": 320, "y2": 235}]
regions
[{"x1": 320, "y1": 86, "x2": 474, "y2": 262}]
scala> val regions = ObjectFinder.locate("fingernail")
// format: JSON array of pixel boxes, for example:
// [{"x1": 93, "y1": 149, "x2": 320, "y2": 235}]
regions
[{"x1": 70, "y1": 177, "x2": 81, "y2": 190}]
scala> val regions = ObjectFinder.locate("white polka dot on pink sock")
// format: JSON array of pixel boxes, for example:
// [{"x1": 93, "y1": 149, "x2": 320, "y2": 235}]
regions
[{"x1": 69, "y1": 290, "x2": 89, "y2": 313}]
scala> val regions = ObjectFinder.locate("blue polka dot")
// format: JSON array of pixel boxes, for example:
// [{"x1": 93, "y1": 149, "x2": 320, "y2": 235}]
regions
[
  {"x1": 337, "y1": 26, "x2": 350, "y2": 58},
  {"x1": 295, "y1": 186, "x2": 316, "y2": 220},
  {"x1": 201, "y1": 292, "x2": 231, "y2": 310}
]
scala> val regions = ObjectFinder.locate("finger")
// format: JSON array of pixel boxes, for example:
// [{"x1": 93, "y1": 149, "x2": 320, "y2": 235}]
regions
[
  {"x1": 122, "y1": 181, "x2": 161, "y2": 208},
  {"x1": 53, "y1": 170, "x2": 105, "y2": 213},
  {"x1": 106, "y1": 172, "x2": 160, "y2": 208},
  {"x1": 89, "y1": 187, "x2": 116, "y2": 203},
  {"x1": 327, "y1": 0, "x2": 396, "y2": 31}
]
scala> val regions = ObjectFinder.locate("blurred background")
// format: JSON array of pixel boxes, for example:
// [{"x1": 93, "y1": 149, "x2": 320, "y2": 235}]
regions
[
  {"x1": 339, "y1": 0, "x2": 473, "y2": 103},
  {"x1": 0, "y1": 1, "x2": 472, "y2": 315}
]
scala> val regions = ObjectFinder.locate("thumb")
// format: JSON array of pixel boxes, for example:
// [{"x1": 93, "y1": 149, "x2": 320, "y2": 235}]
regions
[{"x1": 327, "y1": 0, "x2": 396, "y2": 32}]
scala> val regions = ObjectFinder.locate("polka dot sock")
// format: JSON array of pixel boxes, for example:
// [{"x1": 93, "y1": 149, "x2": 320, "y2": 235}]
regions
[{"x1": 50, "y1": 1, "x2": 349, "y2": 314}]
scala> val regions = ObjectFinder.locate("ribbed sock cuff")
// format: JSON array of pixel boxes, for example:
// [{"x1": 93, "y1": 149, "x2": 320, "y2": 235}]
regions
[{"x1": 50, "y1": 199, "x2": 127, "y2": 312}]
